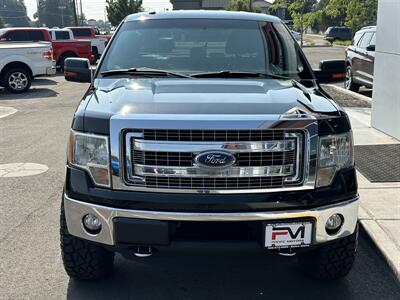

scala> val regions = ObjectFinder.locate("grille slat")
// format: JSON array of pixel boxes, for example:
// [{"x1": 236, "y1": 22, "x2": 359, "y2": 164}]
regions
[
  {"x1": 132, "y1": 129, "x2": 286, "y2": 142},
  {"x1": 133, "y1": 150, "x2": 296, "y2": 167}
]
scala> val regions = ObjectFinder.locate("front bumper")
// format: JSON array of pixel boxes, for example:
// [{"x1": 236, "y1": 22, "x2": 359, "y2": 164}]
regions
[{"x1": 64, "y1": 194, "x2": 359, "y2": 247}]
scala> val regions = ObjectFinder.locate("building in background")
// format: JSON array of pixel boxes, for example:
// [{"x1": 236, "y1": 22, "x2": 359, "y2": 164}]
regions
[
  {"x1": 371, "y1": 0, "x2": 400, "y2": 139},
  {"x1": 171, "y1": 0, "x2": 271, "y2": 13}
]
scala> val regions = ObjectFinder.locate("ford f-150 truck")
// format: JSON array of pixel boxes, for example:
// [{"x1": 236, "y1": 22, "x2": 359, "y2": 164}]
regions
[
  {"x1": 61, "y1": 11, "x2": 358, "y2": 281},
  {"x1": 0, "y1": 41, "x2": 55, "y2": 92},
  {"x1": 0, "y1": 28, "x2": 94, "y2": 69}
]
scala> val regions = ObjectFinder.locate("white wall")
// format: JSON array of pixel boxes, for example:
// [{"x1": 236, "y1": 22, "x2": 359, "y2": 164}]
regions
[{"x1": 371, "y1": 0, "x2": 400, "y2": 140}]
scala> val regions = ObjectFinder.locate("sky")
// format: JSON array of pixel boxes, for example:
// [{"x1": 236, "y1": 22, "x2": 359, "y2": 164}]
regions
[{"x1": 24, "y1": 0, "x2": 172, "y2": 21}]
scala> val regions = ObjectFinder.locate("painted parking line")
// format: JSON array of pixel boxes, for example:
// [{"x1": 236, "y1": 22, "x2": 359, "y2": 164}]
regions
[
  {"x1": 0, "y1": 163, "x2": 48, "y2": 178},
  {"x1": 0, "y1": 106, "x2": 17, "y2": 119}
]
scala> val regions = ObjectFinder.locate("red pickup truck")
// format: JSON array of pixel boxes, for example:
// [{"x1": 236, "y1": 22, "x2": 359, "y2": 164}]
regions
[
  {"x1": 65, "y1": 27, "x2": 112, "y2": 59},
  {"x1": 0, "y1": 28, "x2": 94, "y2": 69}
]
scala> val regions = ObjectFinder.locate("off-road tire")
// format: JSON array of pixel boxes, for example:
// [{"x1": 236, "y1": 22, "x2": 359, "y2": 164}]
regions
[
  {"x1": 3, "y1": 67, "x2": 31, "y2": 93},
  {"x1": 345, "y1": 66, "x2": 360, "y2": 92},
  {"x1": 298, "y1": 224, "x2": 359, "y2": 280},
  {"x1": 60, "y1": 200, "x2": 114, "y2": 280}
]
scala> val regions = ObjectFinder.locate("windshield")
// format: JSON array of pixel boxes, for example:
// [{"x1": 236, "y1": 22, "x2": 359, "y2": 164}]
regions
[{"x1": 99, "y1": 18, "x2": 307, "y2": 78}]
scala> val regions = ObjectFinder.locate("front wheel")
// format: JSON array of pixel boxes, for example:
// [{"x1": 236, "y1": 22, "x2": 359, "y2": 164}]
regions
[
  {"x1": 297, "y1": 224, "x2": 359, "y2": 280},
  {"x1": 3, "y1": 68, "x2": 31, "y2": 93},
  {"x1": 60, "y1": 200, "x2": 114, "y2": 280}
]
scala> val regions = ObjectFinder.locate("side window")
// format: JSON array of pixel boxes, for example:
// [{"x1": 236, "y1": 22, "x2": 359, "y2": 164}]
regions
[
  {"x1": 72, "y1": 28, "x2": 91, "y2": 37},
  {"x1": 3, "y1": 31, "x2": 28, "y2": 41},
  {"x1": 55, "y1": 31, "x2": 70, "y2": 40},
  {"x1": 28, "y1": 31, "x2": 46, "y2": 41},
  {"x1": 353, "y1": 32, "x2": 363, "y2": 45},
  {"x1": 358, "y1": 32, "x2": 373, "y2": 48},
  {"x1": 369, "y1": 33, "x2": 376, "y2": 46}
]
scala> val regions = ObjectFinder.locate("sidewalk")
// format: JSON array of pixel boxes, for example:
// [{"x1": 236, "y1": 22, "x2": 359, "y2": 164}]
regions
[{"x1": 345, "y1": 106, "x2": 400, "y2": 280}]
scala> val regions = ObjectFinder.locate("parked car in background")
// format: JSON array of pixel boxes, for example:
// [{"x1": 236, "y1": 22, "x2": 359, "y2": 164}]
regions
[
  {"x1": 65, "y1": 26, "x2": 111, "y2": 60},
  {"x1": 324, "y1": 27, "x2": 354, "y2": 41},
  {"x1": 0, "y1": 41, "x2": 55, "y2": 93},
  {"x1": 0, "y1": 28, "x2": 94, "y2": 69},
  {"x1": 345, "y1": 26, "x2": 376, "y2": 92}
]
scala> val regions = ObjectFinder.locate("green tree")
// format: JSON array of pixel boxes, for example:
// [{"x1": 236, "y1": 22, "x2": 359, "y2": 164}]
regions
[
  {"x1": 345, "y1": 0, "x2": 377, "y2": 30},
  {"x1": 0, "y1": 0, "x2": 30, "y2": 27},
  {"x1": 288, "y1": 0, "x2": 316, "y2": 46},
  {"x1": 225, "y1": 0, "x2": 262, "y2": 13},
  {"x1": 106, "y1": 0, "x2": 143, "y2": 27},
  {"x1": 0, "y1": 16, "x2": 4, "y2": 28},
  {"x1": 324, "y1": 0, "x2": 349, "y2": 26},
  {"x1": 35, "y1": 0, "x2": 75, "y2": 27}
]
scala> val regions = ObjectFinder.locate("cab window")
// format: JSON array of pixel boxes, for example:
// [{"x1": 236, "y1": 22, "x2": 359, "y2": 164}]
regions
[{"x1": 358, "y1": 32, "x2": 373, "y2": 49}]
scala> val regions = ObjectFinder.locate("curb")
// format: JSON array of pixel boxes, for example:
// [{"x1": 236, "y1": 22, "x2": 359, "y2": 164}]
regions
[
  {"x1": 324, "y1": 84, "x2": 372, "y2": 102},
  {"x1": 301, "y1": 45, "x2": 332, "y2": 48},
  {"x1": 359, "y1": 219, "x2": 400, "y2": 280}
]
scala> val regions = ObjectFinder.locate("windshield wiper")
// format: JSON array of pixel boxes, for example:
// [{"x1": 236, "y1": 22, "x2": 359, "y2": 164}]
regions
[
  {"x1": 100, "y1": 67, "x2": 192, "y2": 78},
  {"x1": 191, "y1": 70, "x2": 290, "y2": 80}
]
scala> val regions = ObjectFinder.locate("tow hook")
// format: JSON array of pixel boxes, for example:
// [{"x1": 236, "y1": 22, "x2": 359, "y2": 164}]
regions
[{"x1": 133, "y1": 246, "x2": 153, "y2": 258}]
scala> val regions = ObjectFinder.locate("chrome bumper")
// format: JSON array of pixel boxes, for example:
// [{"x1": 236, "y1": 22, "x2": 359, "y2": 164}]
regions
[{"x1": 63, "y1": 194, "x2": 359, "y2": 246}]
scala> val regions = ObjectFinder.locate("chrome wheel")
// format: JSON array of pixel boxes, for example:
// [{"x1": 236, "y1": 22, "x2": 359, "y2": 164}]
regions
[
  {"x1": 8, "y1": 71, "x2": 28, "y2": 91},
  {"x1": 345, "y1": 68, "x2": 352, "y2": 89}
]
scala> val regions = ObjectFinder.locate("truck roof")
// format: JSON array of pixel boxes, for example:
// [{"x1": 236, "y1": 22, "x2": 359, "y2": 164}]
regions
[{"x1": 125, "y1": 10, "x2": 281, "y2": 23}]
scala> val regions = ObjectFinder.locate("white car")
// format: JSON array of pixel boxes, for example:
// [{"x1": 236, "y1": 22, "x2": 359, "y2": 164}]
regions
[{"x1": 0, "y1": 42, "x2": 56, "y2": 93}]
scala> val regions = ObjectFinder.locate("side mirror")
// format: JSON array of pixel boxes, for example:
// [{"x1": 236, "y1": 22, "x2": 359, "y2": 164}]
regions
[
  {"x1": 366, "y1": 44, "x2": 375, "y2": 51},
  {"x1": 313, "y1": 59, "x2": 346, "y2": 83},
  {"x1": 64, "y1": 58, "x2": 91, "y2": 83}
]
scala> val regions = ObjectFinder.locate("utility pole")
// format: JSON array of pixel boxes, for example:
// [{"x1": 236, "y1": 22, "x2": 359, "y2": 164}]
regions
[
  {"x1": 249, "y1": 0, "x2": 252, "y2": 11},
  {"x1": 79, "y1": 0, "x2": 83, "y2": 25},
  {"x1": 72, "y1": 0, "x2": 78, "y2": 26},
  {"x1": 58, "y1": 5, "x2": 66, "y2": 27}
]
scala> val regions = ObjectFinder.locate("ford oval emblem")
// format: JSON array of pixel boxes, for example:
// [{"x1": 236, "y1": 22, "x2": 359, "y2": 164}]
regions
[{"x1": 194, "y1": 151, "x2": 236, "y2": 169}]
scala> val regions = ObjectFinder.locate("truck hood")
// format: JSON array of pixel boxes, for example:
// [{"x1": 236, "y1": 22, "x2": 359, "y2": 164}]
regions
[{"x1": 78, "y1": 78, "x2": 340, "y2": 133}]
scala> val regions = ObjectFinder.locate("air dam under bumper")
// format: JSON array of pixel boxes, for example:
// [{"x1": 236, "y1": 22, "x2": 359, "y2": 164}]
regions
[{"x1": 64, "y1": 194, "x2": 359, "y2": 247}]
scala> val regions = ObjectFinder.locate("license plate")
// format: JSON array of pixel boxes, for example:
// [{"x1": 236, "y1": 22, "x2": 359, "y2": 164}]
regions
[{"x1": 264, "y1": 221, "x2": 313, "y2": 249}]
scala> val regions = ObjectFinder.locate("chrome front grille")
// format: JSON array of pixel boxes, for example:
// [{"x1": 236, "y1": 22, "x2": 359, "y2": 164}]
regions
[{"x1": 125, "y1": 129, "x2": 304, "y2": 192}]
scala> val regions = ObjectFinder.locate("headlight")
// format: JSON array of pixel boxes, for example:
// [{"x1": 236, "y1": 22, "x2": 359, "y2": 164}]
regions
[
  {"x1": 316, "y1": 132, "x2": 354, "y2": 187},
  {"x1": 68, "y1": 131, "x2": 110, "y2": 187}
]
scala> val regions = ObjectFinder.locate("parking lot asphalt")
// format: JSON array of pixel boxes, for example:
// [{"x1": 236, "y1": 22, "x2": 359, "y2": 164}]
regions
[{"x1": 0, "y1": 76, "x2": 399, "y2": 299}]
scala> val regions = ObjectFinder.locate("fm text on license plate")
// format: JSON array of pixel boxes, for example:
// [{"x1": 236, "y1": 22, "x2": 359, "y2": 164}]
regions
[{"x1": 264, "y1": 222, "x2": 313, "y2": 249}]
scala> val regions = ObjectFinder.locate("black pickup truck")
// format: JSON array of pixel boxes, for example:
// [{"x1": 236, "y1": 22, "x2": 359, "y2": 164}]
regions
[{"x1": 61, "y1": 11, "x2": 358, "y2": 281}]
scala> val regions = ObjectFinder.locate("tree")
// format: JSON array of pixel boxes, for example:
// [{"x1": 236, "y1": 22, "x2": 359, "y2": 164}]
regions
[
  {"x1": 225, "y1": 0, "x2": 262, "y2": 13},
  {"x1": 288, "y1": 0, "x2": 316, "y2": 46},
  {"x1": 345, "y1": 0, "x2": 377, "y2": 30},
  {"x1": 0, "y1": 0, "x2": 30, "y2": 27},
  {"x1": 0, "y1": 16, "x2": 4, "y2": 28},
  {"x1": 35, "y1": 0, "x2": 76, "y2": 27},
  {"x1": 324, "y1": 0, "x2": 349, "y2": 26},
  {"x1": 106, "y1": 0, "x2": 143, "y2": 27}
]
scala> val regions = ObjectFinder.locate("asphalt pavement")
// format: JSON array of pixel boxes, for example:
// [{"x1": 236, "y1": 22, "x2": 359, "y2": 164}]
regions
[{"x1": 0, "y1": 76, "x2": 399, "y2": 299}]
